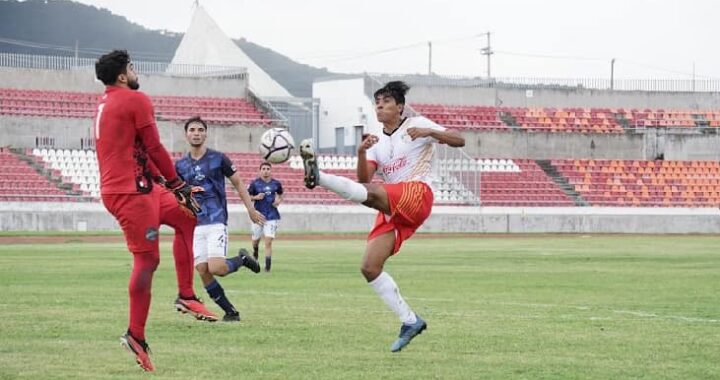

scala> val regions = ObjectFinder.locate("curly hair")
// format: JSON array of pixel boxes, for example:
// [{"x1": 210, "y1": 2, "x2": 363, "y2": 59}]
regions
[{"x1": 95, "y1": 50, "x2": 131, "y2": 85}]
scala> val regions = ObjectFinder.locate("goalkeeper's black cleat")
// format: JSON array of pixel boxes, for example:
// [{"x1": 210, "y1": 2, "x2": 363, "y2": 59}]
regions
[
  {"x1": 222, "y1": 312, "x2": 241, "y2": 322},
  {"x1": 299, "y1": 139, "x2": 319, "y2": 189},
  {"x1": 237, "y1": 249, "x2": 261, "y2": 273}
]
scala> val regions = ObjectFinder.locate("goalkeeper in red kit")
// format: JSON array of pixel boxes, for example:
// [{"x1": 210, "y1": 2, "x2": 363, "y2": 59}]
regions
[{"x1": 94, "y1": 50, "x2": 216, "y2": 372}]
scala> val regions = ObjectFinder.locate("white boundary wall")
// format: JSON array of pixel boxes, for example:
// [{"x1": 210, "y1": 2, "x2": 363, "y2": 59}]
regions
[{"x1": 1, "y1": 202, "x2": 719, "y2": 234}]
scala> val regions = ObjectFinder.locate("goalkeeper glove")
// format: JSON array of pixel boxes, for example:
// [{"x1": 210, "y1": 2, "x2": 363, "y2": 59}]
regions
[{"x1": 166, "y1": 178, "x2": 203, "y2": 218}]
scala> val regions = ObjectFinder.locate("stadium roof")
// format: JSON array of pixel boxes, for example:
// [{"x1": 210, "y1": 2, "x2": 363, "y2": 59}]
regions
[{"x1": 170, "y1": 5, "x2": 292, "y2": 98}]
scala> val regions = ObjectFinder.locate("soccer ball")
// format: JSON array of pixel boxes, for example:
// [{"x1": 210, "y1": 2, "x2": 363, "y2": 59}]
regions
[{"x1": 258, "y1": 128, "x2": 295, "y2": 164}]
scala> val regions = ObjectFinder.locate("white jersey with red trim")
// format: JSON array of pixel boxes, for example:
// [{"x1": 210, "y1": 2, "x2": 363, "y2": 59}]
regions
[{"x1": 366, "y1": 116, "x2": 446, "y2": 185}]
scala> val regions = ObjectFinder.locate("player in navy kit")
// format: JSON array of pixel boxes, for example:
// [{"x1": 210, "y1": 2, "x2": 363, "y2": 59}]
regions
[
  {"x1": 247, "y1": 162, "x2": 284, "y2": 272},
  {"x1": 175, "y1": 117, "x2": 265, "y2": 321}
]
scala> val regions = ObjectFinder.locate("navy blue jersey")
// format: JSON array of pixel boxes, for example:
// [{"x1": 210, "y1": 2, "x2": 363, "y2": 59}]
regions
[
  {"x1": 175, "y1": 149, "x2": 236, "y2": 226},
  {"x1": 248, "y1": 178, "x2": 283, "y2": 221}
]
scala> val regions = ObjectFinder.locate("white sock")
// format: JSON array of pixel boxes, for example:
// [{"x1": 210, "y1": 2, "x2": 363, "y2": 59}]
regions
[
  {"x1": 318, "y1": 171, "x2": 368, "y2": 203},
  {"x1": 369, "y1": 272, "x2": 417, "y2": 325}
]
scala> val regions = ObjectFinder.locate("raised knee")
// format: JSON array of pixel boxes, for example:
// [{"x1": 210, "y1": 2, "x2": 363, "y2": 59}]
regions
[
  {"x1": 360, "y1": 264, "x2": 381, "y2": 281},
  {"x1": 365, "y1": 188, "x2": 381, "y2": 203},
  {"x1": 195, "y1": 263, "x2": 209, "y2": 276}
]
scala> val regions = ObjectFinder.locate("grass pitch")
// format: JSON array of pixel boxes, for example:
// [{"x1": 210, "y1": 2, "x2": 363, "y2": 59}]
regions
[{"x1": 0, "y1": 234, "x2": 718, "y2": 379}]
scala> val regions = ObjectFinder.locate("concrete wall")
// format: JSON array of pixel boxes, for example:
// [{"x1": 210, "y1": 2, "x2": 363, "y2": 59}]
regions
[
  {"x1": 1, "y1": 202, "x2": 719, "y2": 234},
  {"x1": 462, "y1": 130, "x2": 648, "y2": 159},
  {"x1": 4, "y1": 115, "x2": 720, "y2": 160},
  {"x1": 0, "y1": 67, "x2": 247, "y2": 97},
  {"x1": 0, "y1": 116, "x2": 266, "y2": 152},
  {"x1": 409, "y1": 85, "x2": 720, "y2": 109}
]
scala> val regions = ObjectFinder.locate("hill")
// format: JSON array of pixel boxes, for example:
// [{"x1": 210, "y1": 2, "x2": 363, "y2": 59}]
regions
[{"x1": 0, "y1": 0, "x2": 331, "y2": 96}]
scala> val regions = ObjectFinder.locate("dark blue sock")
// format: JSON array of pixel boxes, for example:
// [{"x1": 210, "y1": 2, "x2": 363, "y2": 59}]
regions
[
  {"x1": 205, "y1": 280, "x2": 237, "y2": 315},
  {"x1": 265, "y1": 256, "x2": 272, "y2": 272},
  {"x1": 226, "y1": 256, "x2": 243, "y2": 274}
]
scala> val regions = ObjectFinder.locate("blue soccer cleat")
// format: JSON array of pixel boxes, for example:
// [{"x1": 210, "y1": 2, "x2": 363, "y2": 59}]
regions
[{"x1": 390, "y1": 314, "x2": 427, "y2": 352}]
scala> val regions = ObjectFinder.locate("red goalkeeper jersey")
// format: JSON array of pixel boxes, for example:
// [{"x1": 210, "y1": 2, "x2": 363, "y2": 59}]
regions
[{"x1": 94, "y1": 86, "x2": 178, "y2": 194}]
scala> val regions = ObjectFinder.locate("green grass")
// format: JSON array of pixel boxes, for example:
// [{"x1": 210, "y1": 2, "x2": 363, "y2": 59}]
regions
[{"x1": 0, "y1": 235, "x2": 719, "y2": 379}]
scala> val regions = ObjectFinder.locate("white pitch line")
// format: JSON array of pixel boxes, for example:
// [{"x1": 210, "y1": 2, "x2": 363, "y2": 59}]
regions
[
  {"x1": 225, "y1": 291, "x2": 720, "y2": 323},
  {"x1": 612, "y1": 310, "x2": 720, "y2": 323}
]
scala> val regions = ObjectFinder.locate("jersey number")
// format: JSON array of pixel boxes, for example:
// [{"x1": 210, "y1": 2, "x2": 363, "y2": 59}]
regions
[{"x1": 94, "y1": 103, "x2": 105, "y2": 140}]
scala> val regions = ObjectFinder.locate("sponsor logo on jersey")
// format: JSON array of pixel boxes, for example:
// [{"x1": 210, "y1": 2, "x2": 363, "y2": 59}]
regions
[{"x1": 383, "y1": 156, "x2": 408, "y2": 176}]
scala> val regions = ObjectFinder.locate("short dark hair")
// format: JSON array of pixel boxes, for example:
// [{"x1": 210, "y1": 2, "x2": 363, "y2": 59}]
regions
[
  {"x1": 260, "y1": 162, "x2": 272, "y2": 169},
  {"x1": 95, "y1": 50, "x2": 131, "y2": 85},
  {"x1": 184, "y1": 116, "x2": 207, "y2": 132},
  {"x1": 373, "y1": 81, "x2": 410, "y2": 105}
]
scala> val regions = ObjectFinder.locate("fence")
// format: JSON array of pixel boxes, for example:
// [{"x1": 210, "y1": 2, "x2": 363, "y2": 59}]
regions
[
  {"x1": 369, "y1": 73, "x2": 720, "y2": 93},
  {"x1": 0, "y1": 52, "x2": 247, "y2": 79}
]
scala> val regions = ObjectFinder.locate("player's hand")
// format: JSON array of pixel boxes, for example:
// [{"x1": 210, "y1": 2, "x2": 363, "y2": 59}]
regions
[
  {"x1": 249, "y1": 210, "x2": 266, "y2": 225},
  {"x1": 166, "y1": 178, "x2": 203, "y2": 218},
  {"x1": 358, "y1": 134, "x2": 379, "y2": 153},
  {"x1": 255, "y1": 193, "x2": 265, "y2": 200},
  {"x1": 407, "y1": 127, "x2": 433, "y2": 140}
]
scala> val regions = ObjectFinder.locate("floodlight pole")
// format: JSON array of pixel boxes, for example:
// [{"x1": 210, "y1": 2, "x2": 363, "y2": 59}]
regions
[
  {"x1": 610, "y1": 58, "x2": 616, "y2": 90},
  {"x1": 428, "y1": 41, "x2": 432, "y2": 75}
]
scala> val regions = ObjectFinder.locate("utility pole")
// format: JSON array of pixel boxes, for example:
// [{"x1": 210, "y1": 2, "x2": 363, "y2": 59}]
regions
[
  {"x1": 428, "y1": 41, "x2": 432, "y2": 75},
  {"x1": 610, "y1": 58, "x2": 615, "y2": 90},
  {"x1": 480, "y1": 32, "x2": 493, "y2": 79}
]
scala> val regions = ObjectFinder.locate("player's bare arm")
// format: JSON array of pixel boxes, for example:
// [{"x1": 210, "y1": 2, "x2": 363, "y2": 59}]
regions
[
  {"x1": 357, "y1": 134, "x2": 379, "y2": 183},
  {"x1": 407, "y1": 127, "x2": 465, "y2": 147},
  {"x1": 273, "y1": 193, "x2": 283, "y2": 207},
  {"x1": 230, "y1": 172, "x2": 266, "y2": 225}
]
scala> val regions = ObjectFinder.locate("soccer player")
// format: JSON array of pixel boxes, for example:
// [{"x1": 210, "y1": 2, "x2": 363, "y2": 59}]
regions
[
  {"x1": 247, "y1": 162, "x2": 284, "y2": 272},
  {"x1": 94, "y1": 50, "x2": 216, "y2": 372},
  {"x1": 175, "y1": 116, "x2": 266, "y2": 321},
  {"x1": 299, "y1": 81, "x2": 465, "y2": 352}
]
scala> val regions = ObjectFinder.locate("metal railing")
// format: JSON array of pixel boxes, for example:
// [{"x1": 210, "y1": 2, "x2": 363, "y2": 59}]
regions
[
  {"x1": 0, "y1": 52, "x2": 247, "y2": 79},
  {"x1": 432, "y1": 144, "x2": 481, "y2": 205},
  {"x1": 247, "y1": 90, "x2": 289, "y2": 127},
  {"x1": 369, "y1": 73, "x2": 720, "y2": 93}
]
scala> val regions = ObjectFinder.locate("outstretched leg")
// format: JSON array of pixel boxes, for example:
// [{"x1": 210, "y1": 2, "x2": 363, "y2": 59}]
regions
[{"x1": 299, "y1": 139, "x2": 390, "y2": 213}]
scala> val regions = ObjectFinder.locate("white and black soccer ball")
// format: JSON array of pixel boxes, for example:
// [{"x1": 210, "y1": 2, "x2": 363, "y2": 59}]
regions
[{"x1": 258, "y1": 127, "x2": 295, "y2": 164}]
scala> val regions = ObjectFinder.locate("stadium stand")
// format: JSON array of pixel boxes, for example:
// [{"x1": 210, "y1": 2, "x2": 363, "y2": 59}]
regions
[
  {"x1": 504, "y1": 107, "x2": 624, "y2": 133},
  {"x1": 22, "y1": 149, "x2": 720, "y2": 207},
  {"x1": 477, "y1": 159, "x2": 575, "y2": 206},
  {"x1": 30, "y1": 148, "x2": 100, "y2": 197},
  {"x1": 0, "y1": 148, "x2": 72, "y2": 201},
  {"x1": 0, "y1": 88, "x2": 271, "y2": 125},
  {"x1": 411, "y1": 104, "x2": 720, "y2": 132},
  {"x1": 553, "y1": 159, "x2": 720, "y2": 207},
  {"x1": 411, "y1": 104, "x2": 507, "y2": 131}
]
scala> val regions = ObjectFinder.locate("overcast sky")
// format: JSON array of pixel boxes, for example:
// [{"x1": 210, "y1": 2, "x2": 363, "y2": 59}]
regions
[{"x1": 73, "y1": 0, "x2": 718, "y2": 80}]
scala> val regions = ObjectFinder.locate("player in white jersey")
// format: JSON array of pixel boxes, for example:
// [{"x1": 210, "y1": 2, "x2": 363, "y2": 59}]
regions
[{"x1": 299, "y1": 81, "x2": 465, "y2": 352}]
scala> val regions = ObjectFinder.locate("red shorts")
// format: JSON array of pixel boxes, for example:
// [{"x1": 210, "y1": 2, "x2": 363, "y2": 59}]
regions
[
  {"x1": 368, "y1": 181, "x2": 434, "y2": 254},
  {"x1": 102, "y1": 187, "x2": 195, "y2": 254}
]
